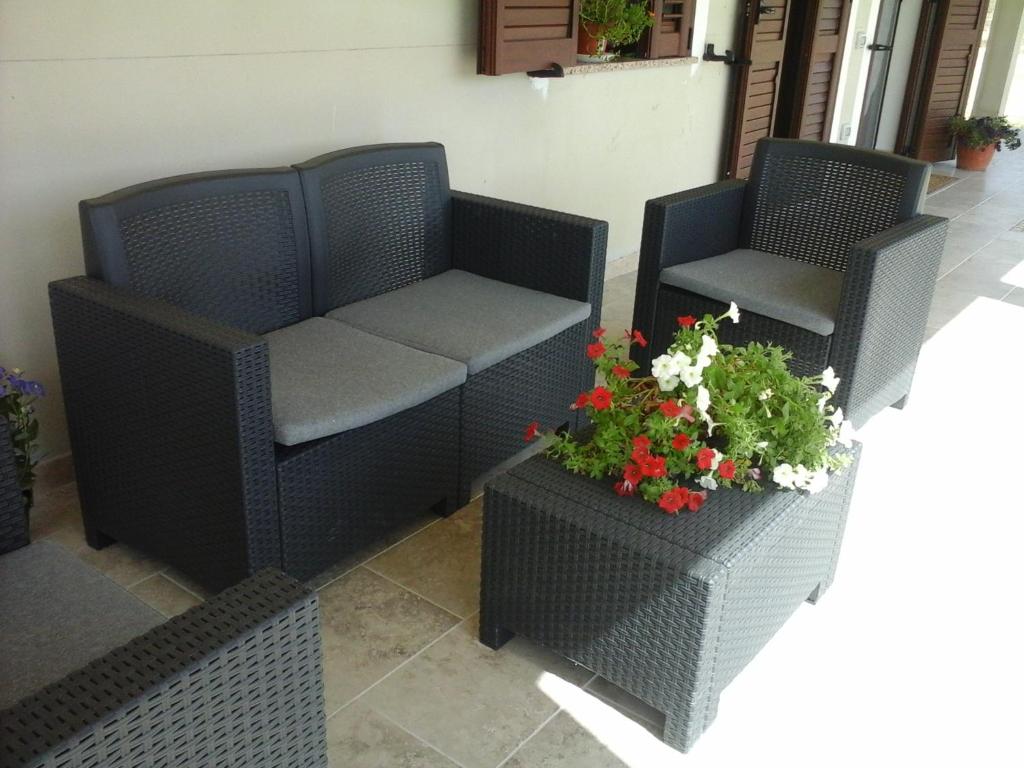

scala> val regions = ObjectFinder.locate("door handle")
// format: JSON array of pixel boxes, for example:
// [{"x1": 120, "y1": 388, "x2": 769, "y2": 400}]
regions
[
  {"x1": 867, "y1": 43, "x2": 893, "y2": 51},
  {"x1": 758, "y1": 3, "x2": 777, "y2": 14}
]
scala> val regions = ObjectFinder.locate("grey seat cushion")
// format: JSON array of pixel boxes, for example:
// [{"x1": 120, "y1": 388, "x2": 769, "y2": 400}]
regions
[
  {"x1": 326, "y1": 269, "x2": 592, "y2": 375},
  {"x1": 0, "y1": 540, "x2": 163, "y2": 709},
  {"x1": 660, "y1": 249, "x2": 845, "y2": 336},
  {"x1": 264, "y1": 317, "x2": 467, "y2": 446}
]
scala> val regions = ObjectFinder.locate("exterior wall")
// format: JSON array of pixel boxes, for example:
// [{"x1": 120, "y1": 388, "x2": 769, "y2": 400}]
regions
[
  {"x1": 972, "y1": 0, "x2": 1024, "y2": 116},
  {"x1": 0, "y1": 0, "x2": 741, "y2": 455}
]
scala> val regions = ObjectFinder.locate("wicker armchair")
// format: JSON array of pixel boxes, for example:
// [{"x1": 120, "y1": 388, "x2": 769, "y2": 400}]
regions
[
  {"x1": 631, "y1": 139, "x2": 947, "y2": 427},
  {"x1": 0, "y1": 502, "x2": 326, "y2": 768},
  {"x1": 49, "y1": 143, "x2": 606, "y2": 590}
]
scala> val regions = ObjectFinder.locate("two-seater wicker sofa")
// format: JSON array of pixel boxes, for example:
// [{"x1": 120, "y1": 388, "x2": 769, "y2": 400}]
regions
[{"x1": 49, "y1": 143, "x2": 608, "y2": 590}]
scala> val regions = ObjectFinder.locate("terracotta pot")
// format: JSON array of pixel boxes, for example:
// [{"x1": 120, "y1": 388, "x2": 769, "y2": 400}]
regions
[
  {"x1": 955, "y1": 140, "x2": 996, "y2": 171},
  {"x1": 578, "y1": 21, "x2": 609, "y2": 55}
]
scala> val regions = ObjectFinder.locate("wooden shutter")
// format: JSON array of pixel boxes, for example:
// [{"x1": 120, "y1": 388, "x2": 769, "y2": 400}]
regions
[
  {"x1": 728, "y1": 1, "x2": 794, "y2": 179},
  {"x1": 782, "y1": 0, "x2": 854, "y2": 141},
  {"x1": 642, "y1": 1, "x2": 698, "y2": 58},
  {"x1": 896, "y1": 0, "x2": 990, "y2": 161},
  {"x1": 478, "y1": 0, "x2": 580, "y2": 76}
]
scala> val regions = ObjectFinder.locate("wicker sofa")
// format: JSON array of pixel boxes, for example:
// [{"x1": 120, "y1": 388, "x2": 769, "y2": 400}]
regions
[
  {"x1": 630, "y1": 138, "x2": 947, "y2": 427},
  {"x1": 49, "y1": 143, "x2": 608, "y2": 590},
  {"x1": 0, "y1": 479, "x2": 326, "y2": 767}
]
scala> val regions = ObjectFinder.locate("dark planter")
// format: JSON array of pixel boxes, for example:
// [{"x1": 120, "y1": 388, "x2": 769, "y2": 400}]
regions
[{"x1": 0, "y1": 422, "x2": 30, "y2": 554}]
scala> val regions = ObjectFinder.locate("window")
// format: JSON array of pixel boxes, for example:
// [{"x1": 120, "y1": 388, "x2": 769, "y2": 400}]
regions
[{"x1": 478, "y1": 1, "x2": 698, "y2": 76}]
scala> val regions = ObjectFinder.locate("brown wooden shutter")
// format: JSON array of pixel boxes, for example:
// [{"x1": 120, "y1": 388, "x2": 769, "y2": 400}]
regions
[
  {"x1": 478, "y1": 0, "x2": 580, "y2": 76},
  {"x1": 896, "y1": 0, "x2": 990, "y2": 161},
  {"x1": 642, "y1": 1, "x2": 698, "y2": 58},
  {"x1": 728, "y1": 1, "x2": 794, "y2": 179},
  {"x1": 783, "y1": 0, "x2": 854, "y2": 141}
]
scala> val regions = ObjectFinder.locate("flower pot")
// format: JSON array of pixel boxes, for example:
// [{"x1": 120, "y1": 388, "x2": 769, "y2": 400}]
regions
[
  {"x1": 578, "y1": 21, "x2": 609, "y2": 56},
  {"x1": 955, "y1": 140, "x2": 996, "y2": 171}
]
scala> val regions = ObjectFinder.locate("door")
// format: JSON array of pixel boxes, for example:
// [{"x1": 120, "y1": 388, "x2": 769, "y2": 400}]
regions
[
  {"x1": 779, "y1": 0, "x2": 854, "y2": 141},
  {"x1": 857, "y1": 0, "x2": 904, "y2": 148},
  {"x1": 895, "y1": 0, "x2": 990, "y2": 160}
]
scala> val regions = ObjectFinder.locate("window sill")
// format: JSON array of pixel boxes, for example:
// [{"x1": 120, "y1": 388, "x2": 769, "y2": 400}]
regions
[{"x1": 561, "y1": 56, "x2": 699, "y2": 76}]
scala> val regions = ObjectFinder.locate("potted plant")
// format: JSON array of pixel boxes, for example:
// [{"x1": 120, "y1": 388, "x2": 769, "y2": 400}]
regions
[
  {"x1": 0, "y1": 366, "x2": 45, "y2": 514},
  {"x1": 526, "y1": 305, "x2": 854, "y2": 514},
  {"x1": 578, "y1": 0, "x2": 654, "y2": 62},
  {"x1": 949, "y1": 115, "x2": 1021, "y2": 171}
]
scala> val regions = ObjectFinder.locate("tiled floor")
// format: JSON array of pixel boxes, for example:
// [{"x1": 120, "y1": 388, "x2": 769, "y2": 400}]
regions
[{"x1": 29, "y1": 150, "x2": 1023, "y2": 766}]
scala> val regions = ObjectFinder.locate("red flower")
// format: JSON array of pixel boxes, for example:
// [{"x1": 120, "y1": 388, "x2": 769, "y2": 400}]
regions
[
  {"x1": 590, "y1": 386, "x2": 613, "y2": 410},
  {"x1": 687, "y1": 490, "x2": 708, "y2": 513},
  {"x1": 658, "y1": 487, "x2": 690, "y2": 515},
  {"x1": 592, "y1": 327, "x2": 606, "y2": 338},
  {"x1": 631, "y1": 330, "x2": 648, "y2": 348},
  {"x1": 718, "y1": 459, "x2": 736, "y2": 480},
  {"x1": 677, "y1": 315, "x2": 697, "y2": 328},
  {"x1": 623, "y1": 463, "x2": 643, "y2": 485},
  {"x1": 524, "y1": 421, "x2": 540, "y2": 442},
  {"x1": 695, "y1": 447, "x2": 716, "y2": 471},
  {"x1": 587, "y1": 341, "x2": 606, "y2": 360},
  {"x1": 660, "y1": 400, "x2": 684, "y2": 419},
  {"x1": 672, "y1": 433, "x2": 691, "y2": 451},
  {"x1": 632, "y1": 435, "x2": 651, "y2": 451},
  {"x1": 641, "y1": 455, "x2": 667, "y2": 478},
  {"x1": 614, "y1": 480, "x2": 635, "y2": 497},
  {"x1": 611, "y1": 365, "x2": 631, "y2": 379},
  {"x1": 573, "y1": 392, "x2": 590, "y2": 410}
]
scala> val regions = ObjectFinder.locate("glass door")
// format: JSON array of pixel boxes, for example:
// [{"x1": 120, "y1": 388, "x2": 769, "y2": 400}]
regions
[{"x1": 857, "y1": 0, "x2": 904, "y2": 148}]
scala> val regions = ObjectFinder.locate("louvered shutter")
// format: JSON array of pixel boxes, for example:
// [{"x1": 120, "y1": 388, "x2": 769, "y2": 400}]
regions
[
  {"x1": 897, "y1": 0, "x2": 990, "y2": 161},
  {"x1": 642, "y1": 1, "x2": 698, "y2": 58},
  {"x1": 787, "y1": 0, "x2": 853, "y2": 141},
  {"x1": 479, "y1": 0, "x2": 580, "y2": 75}
]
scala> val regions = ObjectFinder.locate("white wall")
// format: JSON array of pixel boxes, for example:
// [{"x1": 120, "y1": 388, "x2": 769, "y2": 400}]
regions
[{"x1": 0, "y1": 1, "x2": 741, "y2": 455}]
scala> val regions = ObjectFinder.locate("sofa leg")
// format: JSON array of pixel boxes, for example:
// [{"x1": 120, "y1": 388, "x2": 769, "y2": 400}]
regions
[
  {"x1": 431, "y1": 496, "x2": 457, "y2": 518},
  {"x1": 892, "y1": 393, "x2": 909, "y2": 410},
  {"x1": 479, "y1": 620, "x2": 515, "y2": 650},
  {"x1": 85, "y1": 525, "x2": 115, "y2": 550},
  {"x1": 806, "y1": 581, "x2": 830, "y2": 604}
]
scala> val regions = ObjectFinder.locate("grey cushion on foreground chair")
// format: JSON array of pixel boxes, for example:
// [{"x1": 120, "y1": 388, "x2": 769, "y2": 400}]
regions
[
  {"x1": 631, "y1": 138, "x2": 948, "y2": 427},
  {"x1": 0, "y1": 512, "x2": 326, "y2": 768},
  {"x1": 49, "y1": 142, "x2": 607, "y2": 590}
]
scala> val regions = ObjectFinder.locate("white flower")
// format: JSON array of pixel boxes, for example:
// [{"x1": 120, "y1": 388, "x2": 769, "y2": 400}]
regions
[
  {"x1": 679, "y1": 365, "x2": 703, "y2": 388},
  {"x1": 710, "y1": 449, "x2": 723, "y2": 471},
  {"x1": 818, "y1": 392, "x2": 830, "y2": 413},
  {"x1": 726, "y1": 301, "x2": 740, "y2": 323},
  {"x1": 696, "y1": 385, "x2": 711, "y2": 414},
  {"x1": 827, "y1": 406, "x2": 844, "y2": 427},
  {"x1": 755, "y1": 441, "x2": 769, "y2": 451},
  {"x1": 698, "y1": 334, "x2": 718, "y2": 364},
  {"x1": 698, "y1": 474, "x2": 718, "y2": 491},
  {"x1": 657, "y1": 374, "x2": 680, "y2": 392},
  {"x1": 651, "y1": 354, "x2": 680, "y2": 380},
  {"x1": 773, "y1": 463, "x2": 797, "y2": 489},
  {"x1": 821, "y1": 366, "x2": 840, "y2": 393},
  {"x1": 803, "y1": 468, "x2": 829, "y2": 494},
  {"x1": 671, "y1": 351, "x2": 692, "y2": 368},
  {"x1": 836, "y1": 419, "x2": 855, "y2": 449},
  {"x1": 758, "y1": 388, "x2": 773, "y2": 401}
]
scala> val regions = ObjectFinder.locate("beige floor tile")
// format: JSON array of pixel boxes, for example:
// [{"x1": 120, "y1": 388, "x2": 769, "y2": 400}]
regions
[
  {"x1": 129, "y1": 573, "x2": 202, "y2": 617},
  {"x1": 47, "y1": 526, "x2": 162, "y2": 587},
  {"x1": 29, "y1": 482, "x2": 82, "y2": 540},
  {"x1": 319, "y1": 566, "x2": 459, "y2": 713},
  {"x1": 365, "y1": 499, "x2": 483, "y2": 618},
  {"x1": 363, "y1": 616, "x2": 592, "y2": 768},
  {"x1": 327, "y1": 700, "x2": 458, "y2": 768},
  {"x1": 1002, "y1": 288, "x2": 1024, "y2": 307},
  {"x1": 162, "y1": 566, "x2": 215, "y2": 600}
]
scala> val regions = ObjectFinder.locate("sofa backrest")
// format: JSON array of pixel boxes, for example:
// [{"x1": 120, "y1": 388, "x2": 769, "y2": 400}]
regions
[
  {"x1": 80, "y1": 169, "x2": 313, "y2": 334},
  {"x1": 295, "y1": 143, "x2": 452, "y2": 314},
  {"x1": 740, "y1": 139, "x2": 930, "y2": 272}
]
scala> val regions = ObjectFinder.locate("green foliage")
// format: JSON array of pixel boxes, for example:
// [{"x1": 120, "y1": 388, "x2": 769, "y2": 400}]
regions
[
  {"x1": 580, "y1": 0, "x2": 654, "y2": 47},
  {"x1": 949, "y1": 115, "x2": 1022, "y2": 152},
  {"x1": 0, "y1": 366, "x2": 44, "y2": 509}
]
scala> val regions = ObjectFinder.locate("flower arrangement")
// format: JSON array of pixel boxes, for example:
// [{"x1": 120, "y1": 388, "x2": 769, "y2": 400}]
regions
[
  {"x1": 948, "y1": 115, "x2": 1021, "y2": 152},
  {"x1": 0, "y1": 366, "x2": 45, "y2": 509},
  {"x1": 526, "y1": 304, "x2": 853, "y2": 515}
]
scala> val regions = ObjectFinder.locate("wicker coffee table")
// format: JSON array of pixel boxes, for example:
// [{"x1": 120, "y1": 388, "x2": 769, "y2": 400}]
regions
[{"x1": 480, "y1": 445, "x2": 860, "y2": 752}]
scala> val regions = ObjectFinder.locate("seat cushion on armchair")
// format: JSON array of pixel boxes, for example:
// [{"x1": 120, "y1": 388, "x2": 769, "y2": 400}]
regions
[
  {"x1": 264, "y1": 317, "x2": 467, "y2": 446},
  {"x1": 660, "y1": 249, "x2": 844, "y2": 336},
  {"x1": 0, "y1": 540, "x2": 163, "y2": 709},
  {"x1": 325, "y1": 269, "x2": 591, "y2": 375}
]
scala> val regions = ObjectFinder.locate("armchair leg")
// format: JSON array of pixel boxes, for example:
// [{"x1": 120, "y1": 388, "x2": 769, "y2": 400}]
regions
[
  {"x1": 431, "y1": 496, "x2": 458, "y2": 518},
  {"x1": 892, "y1": 394, "x2": 909, "y2": 410},
  {"x1": 85, "y1": 525, "x2": 115, "y2": 550}
]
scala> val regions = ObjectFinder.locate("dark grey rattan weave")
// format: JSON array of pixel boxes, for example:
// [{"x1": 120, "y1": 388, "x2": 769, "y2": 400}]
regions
[
  {"x1": 481, "y1": 445, "x2": 861, "y2": 753},
  {"x1": 0, "y1": 425, "x2": 27, "y2": 555},
  {"x1": 631, "y1": 139, "x2": 946, "y2": 427},
  {"x1": 0, "y1": 568, "x2": 326, "y2": 768}
]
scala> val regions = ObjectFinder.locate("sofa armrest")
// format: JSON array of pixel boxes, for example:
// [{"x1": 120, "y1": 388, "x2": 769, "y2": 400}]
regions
[
  {"x1": 0, "y1": 423, "x2": 28, "y2": 556},
  {"x1": 631, "y1": 180, "x2": 747, "y2": 369},
  {"x1": 0, "y1": 569, "x2": 326, "y2": 768},
  {"x1": 48, "y1": 277, "x2": 279, "y2": 590},
  {"x1": 830, "y1": 214, "x2": 948, "y2": 426},
  {"x1": 451, "y1": 191, "x2": 609, "y2": 321}
]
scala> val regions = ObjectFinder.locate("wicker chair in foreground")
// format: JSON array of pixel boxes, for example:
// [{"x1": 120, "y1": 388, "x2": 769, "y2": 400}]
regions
[
  {"x1": 50, "y1": 143, "x2": 606, "y2": 590},
  {"x1": 631, "y1": 138, "x2": 947, "y2": 427},
  {"x1": 0, "y1": 504, "x2": 326, "y2": 768}
]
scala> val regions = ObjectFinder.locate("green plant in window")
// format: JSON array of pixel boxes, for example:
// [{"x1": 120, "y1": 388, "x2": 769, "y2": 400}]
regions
[{"x1": 580, "y1": 0, "x2": 655, "y2": 49}]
